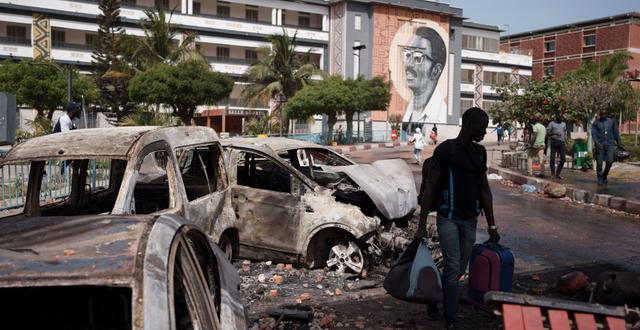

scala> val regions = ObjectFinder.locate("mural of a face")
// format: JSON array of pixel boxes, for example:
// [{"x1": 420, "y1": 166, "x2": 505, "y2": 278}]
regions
[
  {"x1": 389, "y1": 22, "x2": 449, "y2": 124},
  {"x1": 403, "y1": 36, "x2": 439, "y2": 97}
]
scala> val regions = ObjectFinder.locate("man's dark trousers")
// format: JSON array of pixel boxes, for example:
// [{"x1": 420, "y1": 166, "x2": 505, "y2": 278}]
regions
[
  {"x1": 549, "y1": 139, "x2": 565, "y2": 177},
  {"x1": 596, "y1": 145, "x2": 614, "y2": 180}
]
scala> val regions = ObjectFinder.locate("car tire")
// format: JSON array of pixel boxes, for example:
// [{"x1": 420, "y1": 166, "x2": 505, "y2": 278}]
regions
[
  {"x1": 218, "y1": 233, "x2": 235, "y2": 262},
  {"x1": 326, "y1": 240, "x2": 367, "y2": 275}
]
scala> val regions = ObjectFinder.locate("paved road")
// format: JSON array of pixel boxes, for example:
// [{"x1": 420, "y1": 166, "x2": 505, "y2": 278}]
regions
[{"x1": 348, "y1": 145, "x2": 640, "y2": 274}]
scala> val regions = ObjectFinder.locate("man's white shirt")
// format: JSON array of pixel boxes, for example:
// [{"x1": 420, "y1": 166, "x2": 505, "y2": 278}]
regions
[
  {"x1": 59, "y1": 114, "x2": 73, "y2": 132},
  {"x1": 402, "y1": 89, "x2": 447, "y2": 124}
]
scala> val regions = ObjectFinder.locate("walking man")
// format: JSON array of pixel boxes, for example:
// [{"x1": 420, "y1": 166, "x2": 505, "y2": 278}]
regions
[
  {"x1": 547, "y1": 113, "x2": 567, "y2": 180},
  {"x1": 53, "y1": 101, "x2": 81, "y2": 133},
  {"x1": 592, "y1": 109, "x2": 624, "y2": 185},
  {"x1": 496, "y1": 125, "x2": 504, "y2": 145},
  {"x1": 415, "y1": 107, "x2": 500, "y2": 329},
  {"x1": 527, "y1": 116, "x2": 547, "y2": 177},
  {"x1": 410, "y1": 127, "x2": 426, "y2": 165}
]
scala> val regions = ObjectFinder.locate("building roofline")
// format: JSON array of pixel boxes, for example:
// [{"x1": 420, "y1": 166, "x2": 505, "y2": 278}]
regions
[
  {"x1": 501, "y1": 11, "x2": 640, "y2": 40},
  {"x1": 328, "y1": 0, "x2": 463, "y2": 18},
  {"x1": 463, "y1": 21, "x2": 503, "y2": 32}
]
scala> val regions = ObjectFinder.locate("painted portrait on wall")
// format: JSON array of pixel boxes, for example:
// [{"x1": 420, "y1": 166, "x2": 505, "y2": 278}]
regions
[{"x1": 389, "y1": 20, "x2": 449, "y2": 124}]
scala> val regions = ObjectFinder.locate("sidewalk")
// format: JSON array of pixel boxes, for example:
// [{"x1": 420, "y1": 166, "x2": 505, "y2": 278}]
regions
[{"x1": 484, "y1": 141, "x2": 640, "y2": 215}]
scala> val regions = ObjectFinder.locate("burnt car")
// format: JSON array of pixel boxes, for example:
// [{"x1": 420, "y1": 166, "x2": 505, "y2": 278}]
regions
[
  {"x1": 217, "y1": 139, "x2": 384, "y2": 275},
  {"x1": 0, "y1": 126, "x2": 246, "y2": 329},
  {"x1": 223, "y1": 137, "x2": 417, "y2": 223}
]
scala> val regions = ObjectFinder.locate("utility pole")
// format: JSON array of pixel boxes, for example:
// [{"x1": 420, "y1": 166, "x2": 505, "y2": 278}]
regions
[{"x1": 352, "y1": 44, "x2": 366, "y2": 142}]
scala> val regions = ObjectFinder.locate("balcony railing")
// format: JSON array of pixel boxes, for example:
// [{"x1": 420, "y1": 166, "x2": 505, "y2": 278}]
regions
[
  {"x1": 197, "y1": 12, "x2": 272, "y2": 26},
  {"x1": 52, "y1": 42, "x2": 93, "y2": 51},
  {"x1": 0, "y1": 37, "x2": 31, "y2": 46},
  {"x1": 206, "y1": 56, "x2": 257, "y2": 66}
]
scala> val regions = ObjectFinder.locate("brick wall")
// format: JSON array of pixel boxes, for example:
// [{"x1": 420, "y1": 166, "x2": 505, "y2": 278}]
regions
[
  {"x1": 596, "y1": 25, "x2": 629, "y2": 51},
  {"x1": 369, "y1": 4, "x2": 450, "y2": 122},
  {"x1": 556, "y1": 32, "x2": 582, "y2": 57}
]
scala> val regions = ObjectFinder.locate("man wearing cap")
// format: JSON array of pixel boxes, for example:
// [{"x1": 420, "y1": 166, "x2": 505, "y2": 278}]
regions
[{"x1": 53, "y1": 101, "x2": 81, "y2": 133}]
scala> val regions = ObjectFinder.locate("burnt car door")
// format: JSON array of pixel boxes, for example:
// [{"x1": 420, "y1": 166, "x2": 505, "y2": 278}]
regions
[
  {"x1": 225, "y1": 148, "x2": 303, "y2": 254},
  {"x1": 175, "y1": 143, "x2": 231, "y2": 234}
]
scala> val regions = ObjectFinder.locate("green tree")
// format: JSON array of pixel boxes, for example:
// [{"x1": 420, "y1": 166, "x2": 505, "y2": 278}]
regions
[
  {"x1": 133, "y1": 6, "x2": 200, "y2": 68},
  {"x1": 0, "y1": 59, "x2": 98, "y2": 121},
  {"x1": 560, "y1": 52, "x2": 635, "y2": 150},
  {"x1": 128, "y1": 60, "x2": 233, "y2": 124},
  {"x1": 242, "y1": 32, "x2": 319, "y2": 132},
  {"x1": 345, "y1": 76, "x2": 391, "y2": 143},
  {"x1": 285, "y1": 75, "x2": 354, "y2": 144},
  {"x1": 93, "y1": 0, "x2": 136, "y2": 119}
]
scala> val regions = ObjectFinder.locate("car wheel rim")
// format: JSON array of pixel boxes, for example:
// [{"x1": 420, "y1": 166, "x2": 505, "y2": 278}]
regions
[{"x1": 326, "y1": 241, "x2": 364, "y2": 274}]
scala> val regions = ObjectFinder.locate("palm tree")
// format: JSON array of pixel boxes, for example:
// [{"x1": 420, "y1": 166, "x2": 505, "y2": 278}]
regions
[
  {"x1": 241, "y1": 32, "x2": 320, "y2": 134},
  {"x1": 133, "y1": 5, "x2": 202, "y2": 68}
]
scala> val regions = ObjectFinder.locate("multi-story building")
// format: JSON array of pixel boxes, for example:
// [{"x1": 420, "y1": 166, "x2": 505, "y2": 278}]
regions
[
  {"x1": 500, "y1": 12, "x2": 640, "y2": 81},
  {"x1": 459, "y1": 21, "x2": 531, "y2": 122},
  {"x1": 2, "y1": 0, "x2": 529, "y2": 140},
  {"x1": 0, "y1": 0, "x2": 329, "y2": 133}
]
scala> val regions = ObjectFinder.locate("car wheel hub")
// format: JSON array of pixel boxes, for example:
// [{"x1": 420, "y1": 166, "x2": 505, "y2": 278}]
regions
[{"x1": 326, "y1": 241, "x2": 364, "y2": 274}]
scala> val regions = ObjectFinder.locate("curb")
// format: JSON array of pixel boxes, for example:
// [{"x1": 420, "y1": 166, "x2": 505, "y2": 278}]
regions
[
  {"x1": 331, "y1": 141, "x2": 409, "y2": 154},
  {"x1": 488, "y1": 166, "x2": 640, "y2": 216}
]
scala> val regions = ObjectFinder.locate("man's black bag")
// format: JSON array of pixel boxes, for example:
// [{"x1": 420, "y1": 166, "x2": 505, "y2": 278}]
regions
[{"x1": 383, "y1": 238, "x2": 442, "y2": 303}]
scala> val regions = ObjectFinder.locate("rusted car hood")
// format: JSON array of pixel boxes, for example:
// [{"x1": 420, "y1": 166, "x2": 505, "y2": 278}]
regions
[
  {"x1": 0, "y1": 215, "x2": 153, "y2": 285},
  {"x1": 321, "y1": 159, "x2": 417, "y2": 220}
]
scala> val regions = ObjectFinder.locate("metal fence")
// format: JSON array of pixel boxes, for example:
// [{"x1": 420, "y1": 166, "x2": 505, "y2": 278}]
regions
[
  {"x1": 0, "y1": 159, "x2": 111, "y2": 211},
  {"x1": 259, "y1": 130, "x2": 408, "y2": 145}
]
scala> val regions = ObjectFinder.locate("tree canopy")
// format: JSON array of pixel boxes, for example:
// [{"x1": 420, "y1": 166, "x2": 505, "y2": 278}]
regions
[
  {"x1": 128, "y1": 60, "x2": 233, "y2": 124},
  {"x1": 0, "y1": 59, "x2": 98, "y2": 120}
]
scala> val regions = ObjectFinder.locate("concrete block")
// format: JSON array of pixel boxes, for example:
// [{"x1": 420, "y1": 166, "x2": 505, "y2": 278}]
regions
[
  {"x1": 595, "y1": 194, "x2": 612, "y2": 207},
  {"x1": 625, "y1": 200, "x2": 640, "y2": 215},
  {"x1": 572, "y1": 189, "x2": 587, "y2": 202},
  {"x1": 609, "y1": 197, "x2": 626, "y2": 211}
]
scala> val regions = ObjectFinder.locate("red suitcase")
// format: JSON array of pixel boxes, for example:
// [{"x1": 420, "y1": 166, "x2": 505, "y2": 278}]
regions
[{"x1": 468, "y1": 242, "x2": 514, "y2": 306}]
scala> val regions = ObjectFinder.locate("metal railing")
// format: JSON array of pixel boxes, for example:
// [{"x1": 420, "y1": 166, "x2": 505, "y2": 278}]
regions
[
  {"x1": 206, "y1": 56, "x2": 257, "y2": 66},
  {"x1": 0, "y1": 159, "x2": 111, "y2": 211},
  {"x1": 0, "y1": 36, "x2": 31, "y2": 46}
]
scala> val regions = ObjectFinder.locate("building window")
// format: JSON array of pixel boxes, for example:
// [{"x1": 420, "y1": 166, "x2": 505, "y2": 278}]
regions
[
  {"x1": 51, "y1": 30, "x2": 66, "y2": 47},
  {"x1": 354, "y1": 15, "x2": 362, "y2": 30},
  {"x1": 482, "y1": 38, "x2": 499, "y2": 53},
  {"x1": 462, "y1": 35, "x2": 480, "y2": 50},
  {"x1": 298, "y1": 15, "x2": 310, "y2": 28},
  {"x1": 583, "y1": 34, "x2": 596, "y2": 47},
  {"x1": 460, "y1": 99, "x2": 474, "y2": 113},
  {"x1": 483, "y1": 71, "x2": 509, "y2": 86},
  {"x1": 544, "y1": 40, "x2": 556, "y2": 52},
  {"x1": 246, "y1": 8, "x2": 258, "y2": 22},
  {"x1": 6, "y1": 25, "x2": 27, "y2": 43},
  {"x1": 193, "y1": 2, "x2": 200, "y2": 15},
  {"x1": 216, "y1": 47, "x2": 230, "y2": 61},
  {"x1": 217, "y1": 5, "x2": 230, "y2": 18},
  {"x1": 121, "y1": 0, "x2": 136, "y2": 6},
  {"x1": 245, "y1": 49, "x2": 258, "y2": 64},
  {"x1": 461, "y1": 69, "x2": 474, "y2": 84},
  {"x1": 353, "y1": 41, "x2": 362, "y2": 77},
  {"x1": 544, "y1": 65, "x2": 555, "y2": 76},
  {"x1": 154, "y1": 0, "x2": 169, "y2": 9},
  {"x1": 85, "y1": 34, "x2": 97, "y2": 48}
]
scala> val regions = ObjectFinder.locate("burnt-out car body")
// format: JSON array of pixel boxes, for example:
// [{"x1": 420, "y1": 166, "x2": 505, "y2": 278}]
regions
[
  {"x1": 223, "y1": 137, "x2": 417, "y2": 222},
  {"x1": 0, "y1": 127, "x2": 246, "y2": 329},
  {"x1": 219, "y1": 140, "x2": 386, "y2": 274}
]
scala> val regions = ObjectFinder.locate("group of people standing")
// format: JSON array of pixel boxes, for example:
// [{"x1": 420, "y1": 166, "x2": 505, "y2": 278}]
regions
[{"x1": 526, "y1": 110, "x2": 624, "y2": 185}]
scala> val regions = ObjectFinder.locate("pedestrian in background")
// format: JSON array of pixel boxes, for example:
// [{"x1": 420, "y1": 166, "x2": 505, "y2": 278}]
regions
[
  {"x1": 53, "y1": 101, "x2": 81, "y2": 133},
  {"x1": 527, "y1": 116, "x2": 547, "y2": 177},
  {"x1": 415, "y1": 107, "x2": 500, "y2": 329},
  {"x1": 409, "y1": 127, "x2": 426, "y2": 165},
  {"x1": 497, "y1": 125, "x2": 504, "y2": 145},
  {"x1": 547, "y1": 113, "x2": 567, "y2": 180},
  {"x1": 592, "y1": 109, "x2": 624, "y2": 185},
  {"x1": 430, "y1": 124, "x2": 438, "y2": 145}
]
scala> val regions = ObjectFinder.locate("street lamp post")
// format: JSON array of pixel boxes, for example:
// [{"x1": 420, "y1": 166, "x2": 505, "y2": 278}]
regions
[
  {"x1": 275, "y1": 92, "x2": 287, "y2": 137},
  {"x1": 352, "y1": 44, "x2": 366, "y2": 142}
]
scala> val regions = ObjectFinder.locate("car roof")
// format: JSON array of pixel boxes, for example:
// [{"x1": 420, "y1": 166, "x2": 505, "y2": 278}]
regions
[
  {"x1": 0, "y1": 215, "x2": 154, "y2": 287},
  {"x1": 223, "y1": 137, "x2": 329, "y2": 153},
  {"x1": 1, "y1": 126, "x2": 219, "y2": 164}
]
